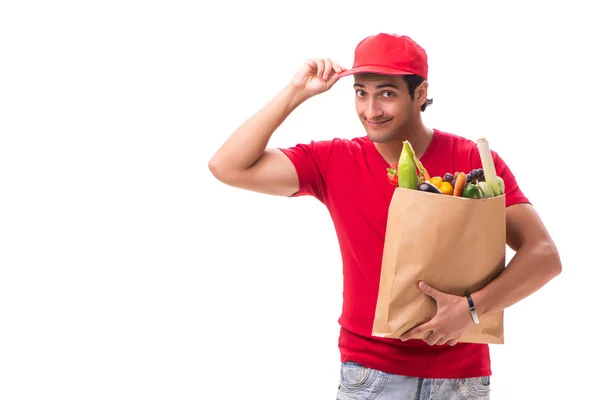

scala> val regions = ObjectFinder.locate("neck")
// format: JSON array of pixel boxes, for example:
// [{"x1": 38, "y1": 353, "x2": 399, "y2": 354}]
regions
[{"x1": 373, "y1": 122, "x2": 435, "y2": 165}]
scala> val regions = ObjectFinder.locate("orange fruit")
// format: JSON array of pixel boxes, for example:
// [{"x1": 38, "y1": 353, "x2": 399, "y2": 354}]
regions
[
  {"x1": 430, "y1": 176, "x2": 443, "y2": 188},
  {"x1": 440, "y1": 181, "x2": 454, "y2": 195}
]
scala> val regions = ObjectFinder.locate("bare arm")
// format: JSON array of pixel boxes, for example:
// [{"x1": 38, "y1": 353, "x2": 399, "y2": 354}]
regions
[
  {"x1": 208, "y1": 59, "x2": 346, "y2": 196},
  {"x1": 471, "y1": 203, "x2": 562, "y2": 317},
  {"x1": 399, "y1": 202, "x2": 562, "y2": 346}
]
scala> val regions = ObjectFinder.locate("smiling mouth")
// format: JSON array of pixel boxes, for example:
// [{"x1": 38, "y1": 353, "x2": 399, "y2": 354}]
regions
[{"x1": 367, "y1": 119, "x2": 392, "y2": 127}]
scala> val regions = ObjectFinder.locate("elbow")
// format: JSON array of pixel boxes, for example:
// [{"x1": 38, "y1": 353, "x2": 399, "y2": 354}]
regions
[
  {"x1": 208, "y1": 156, "x2": 227, "y2": 183},
  {"x1": 540, "y1": 240, "x2": 562, "y2": 279},
  {"x1": 208, "y1": 156, "x2": 239, "y2": 186}
]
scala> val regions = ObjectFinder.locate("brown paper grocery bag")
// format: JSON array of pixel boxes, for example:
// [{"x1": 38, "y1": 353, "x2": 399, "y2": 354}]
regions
[{"x1": 373, "y1": 187, "x2": 506, "y2": 344}]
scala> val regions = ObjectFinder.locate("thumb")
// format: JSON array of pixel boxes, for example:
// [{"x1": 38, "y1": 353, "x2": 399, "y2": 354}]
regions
[
  {"x1": 419, "y1": 281, "x2": 442, "y2": 300},
  {"x1": 325, "y1": 71, "x2": 344, "y2": 89}
]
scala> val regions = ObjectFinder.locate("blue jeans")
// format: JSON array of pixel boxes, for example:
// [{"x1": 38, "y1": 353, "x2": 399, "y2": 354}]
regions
[{"x1": 337, "y1": 362, "x2": 491, "y2": 400}]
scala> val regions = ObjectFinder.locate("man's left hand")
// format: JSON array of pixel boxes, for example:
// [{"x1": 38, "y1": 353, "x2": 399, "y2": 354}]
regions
[{"x1": 400, "y1": 281, "x2": 474, "y2": 346}]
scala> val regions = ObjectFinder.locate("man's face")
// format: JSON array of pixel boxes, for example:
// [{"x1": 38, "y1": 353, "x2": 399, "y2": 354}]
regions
[{"x1": 353, "y1": 74, "x2": 424, "y2": 143}]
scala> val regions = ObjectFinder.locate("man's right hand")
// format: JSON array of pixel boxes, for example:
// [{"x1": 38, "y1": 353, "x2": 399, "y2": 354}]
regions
[
  {"x1": 290, "y1": 59, "x2": 347, "y2": 99},
  {"x1": 209, "y1": 58, "x2": 347, "y2": 197}
]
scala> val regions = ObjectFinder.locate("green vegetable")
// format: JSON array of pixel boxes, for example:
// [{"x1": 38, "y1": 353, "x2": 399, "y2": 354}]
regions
[
  {"x1": 476, "y1": 181, "x2": 495, "y2": 198},
  {"x1": 397, "y1": 141, "x2": 419, "y2": 189},
  {"x1": 497, "y1": 176, "x2": 505, "y2": 195},
  {"x1": 476, "y1": 137, "x2": 501, "y2": 196},
  {"x1": 463, "y1": 183, "x2": 481, "y2": 199}
]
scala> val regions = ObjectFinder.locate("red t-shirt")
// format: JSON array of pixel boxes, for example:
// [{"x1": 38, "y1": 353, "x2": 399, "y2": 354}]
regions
[{"x1": 279, "y1": 129, "x2": 530, "y2": 379}]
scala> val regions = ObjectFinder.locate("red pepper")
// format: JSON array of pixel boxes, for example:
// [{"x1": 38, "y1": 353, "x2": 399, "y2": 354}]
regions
[{"x1": 387, "y1": 162, "x2": 399, "y2": 186}]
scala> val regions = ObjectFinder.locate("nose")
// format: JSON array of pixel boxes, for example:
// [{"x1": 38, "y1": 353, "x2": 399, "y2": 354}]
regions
[{"x1": 365, "y1": 98, "x2": 384, "y2": 120}]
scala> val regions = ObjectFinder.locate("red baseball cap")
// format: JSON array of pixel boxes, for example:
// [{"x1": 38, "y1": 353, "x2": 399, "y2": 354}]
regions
[{"x1": 339, "y1": 33, "x2": 428, "y2": 79}]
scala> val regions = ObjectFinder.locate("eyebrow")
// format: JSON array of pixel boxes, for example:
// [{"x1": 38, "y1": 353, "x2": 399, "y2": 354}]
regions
[{"x1": 353, "y1": 83, "x2": 400, "y2": 89}]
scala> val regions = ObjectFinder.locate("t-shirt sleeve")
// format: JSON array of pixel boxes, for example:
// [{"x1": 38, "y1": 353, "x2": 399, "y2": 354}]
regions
[
  {"x1": 278, "y1": 140, "x2": 332, "y2": 202},
  {"x1": 470, "y1": 146, "x2": 530, "y2": 208}
]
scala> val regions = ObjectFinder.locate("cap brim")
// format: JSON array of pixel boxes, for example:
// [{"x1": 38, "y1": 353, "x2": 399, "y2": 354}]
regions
[{"x1": 338, "y1": 65, "x2": 415, "y2": 78}]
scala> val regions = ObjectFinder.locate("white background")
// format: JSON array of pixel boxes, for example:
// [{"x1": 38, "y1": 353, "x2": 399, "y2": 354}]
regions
[{"x1": 1, "y1": 1, "x2": 598, "y2": 399}]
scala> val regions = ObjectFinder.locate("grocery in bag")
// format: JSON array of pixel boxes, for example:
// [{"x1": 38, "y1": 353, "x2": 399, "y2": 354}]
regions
[{"x1": 374, "y1": 138, "x2": 506, "y2": 344}]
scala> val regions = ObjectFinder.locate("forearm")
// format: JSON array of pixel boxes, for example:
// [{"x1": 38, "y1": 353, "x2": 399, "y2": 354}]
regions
[
  {"x1": 209, "y1": 84, "x2": 308, "y2": 174},
  {"x1": 471, "y1": 241, "x2": 562, "y2": 317}
]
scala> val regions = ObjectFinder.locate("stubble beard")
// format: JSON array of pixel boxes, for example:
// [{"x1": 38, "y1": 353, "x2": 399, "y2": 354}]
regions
[
  {"x1": 366, "y1": 124, "x2": 403, "y2": 144},
  {"x1": 365, "y1": 115, "x2": 416, "y2": 144}
]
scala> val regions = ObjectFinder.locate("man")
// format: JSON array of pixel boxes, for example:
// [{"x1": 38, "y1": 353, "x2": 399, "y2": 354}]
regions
[{"x1": 208, "y1": 33, "x2": 561, "y2": 399}]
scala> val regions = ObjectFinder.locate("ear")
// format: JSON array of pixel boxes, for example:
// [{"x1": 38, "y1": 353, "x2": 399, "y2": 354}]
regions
[{"x1": 415, "y1": 81, "x2": 429, "y2": 107}]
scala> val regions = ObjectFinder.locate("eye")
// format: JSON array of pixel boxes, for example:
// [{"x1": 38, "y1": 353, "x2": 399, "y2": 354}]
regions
[
  {"x1": 381, "y1": 91, "x2": 396, "y2": 98},
  {"x1": 355, "y1": 89, "x2": 367, "y2": 98}
]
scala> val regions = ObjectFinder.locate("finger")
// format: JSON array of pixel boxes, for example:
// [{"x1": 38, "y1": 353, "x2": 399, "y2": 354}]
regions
[
  {"x1": 315, "y1": 59, "x2": 325, "y2": 78},
  {"x1": 332, "y1": 62, "x2": 345, "y2": 74},
  {"x1": 400, "y1": 328, "x2": 419, "y2": 341},
  {"x1": 305, "y1": 59, "x2": 320, "y2": 76},
  {"x1": 305, "y1": 59, "x2": 318, "y2": 73},
  {"x1": 401, "y1": 323, "x2": 431, "y2": 341},
  {"x1": 419, "y1": 281, "x2": 443, "y2": 300},
  {"x1": 322, "y1": 58, "x2": 333, "y2": 80},
  {"x1": 435, "y1": 337, "x2": 448, "y2": 346},
  {"x1": 425, "y1": 331, "x2": 441, "y2": 346},
  {"x1": 447, "y1": 339, "x2": 459, "y2": 346},
  {"x1": 328, "y1": 73, "x2": 343, "y2": 87}
]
